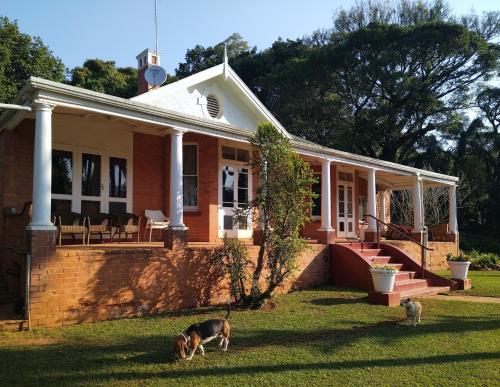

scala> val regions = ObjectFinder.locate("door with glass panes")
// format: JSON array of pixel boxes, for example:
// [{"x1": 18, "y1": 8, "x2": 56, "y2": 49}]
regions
[
  {"x1": 219, "y1": 145, "x2": 252, "y2": 238},
  {"x1": 337, "y1": 171, "x2": 356, "y2": 239}
]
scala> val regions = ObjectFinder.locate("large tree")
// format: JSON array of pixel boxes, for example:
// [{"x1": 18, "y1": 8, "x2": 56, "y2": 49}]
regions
[
  {"x1": 68, "y1": 59, "x2": 137, "y2": 98},
  {"x1": 0, "y1": 17, "x2": 65, "y2": 104}
]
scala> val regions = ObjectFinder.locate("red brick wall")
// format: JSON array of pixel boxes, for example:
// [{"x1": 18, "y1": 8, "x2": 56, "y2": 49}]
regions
[
  {"x1": 29, "y1": 244, "x2": 329, "y2": 327},
  {"x1": 183, "y1": 133, "x2": 219, "y2": 242},
  {"x1": 133, "y1": 132, "x2": 168, "y2": 241},
  {"x1": 132, "y1": 132, "x2": 219, "y2": 243}
]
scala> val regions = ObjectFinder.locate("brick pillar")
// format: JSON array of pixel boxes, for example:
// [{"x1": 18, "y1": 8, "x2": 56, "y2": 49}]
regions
[{"x1": 164, "y1": 228, "x2": 188, "y2": 250}]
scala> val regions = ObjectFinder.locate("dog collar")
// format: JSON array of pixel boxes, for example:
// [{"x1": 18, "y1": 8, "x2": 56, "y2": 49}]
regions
[{"x1": 180, "y1": 332, "x2": 190, "y2": 343}]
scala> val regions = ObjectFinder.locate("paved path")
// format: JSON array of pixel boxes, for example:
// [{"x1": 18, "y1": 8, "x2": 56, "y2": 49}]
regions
[{"x1": 423, "y1": 294, "x2": 500, "y2": 303}]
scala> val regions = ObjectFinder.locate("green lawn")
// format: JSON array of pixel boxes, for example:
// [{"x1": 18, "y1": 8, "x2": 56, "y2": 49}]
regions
[
  {"x1": 1, "y1": 287, "x2": 499, "y2": 386},
  {"x1": 436, "y1": 270, "x2": 500, "y2": 297}
]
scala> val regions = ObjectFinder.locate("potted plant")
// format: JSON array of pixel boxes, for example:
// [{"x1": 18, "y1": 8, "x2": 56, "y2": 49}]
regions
[
  {"x1": 447, "y1": 253, "x2": 471, "y2": 280},
  {"x1": 369, "y1": 264, "x2": 398, "y2": 293}
]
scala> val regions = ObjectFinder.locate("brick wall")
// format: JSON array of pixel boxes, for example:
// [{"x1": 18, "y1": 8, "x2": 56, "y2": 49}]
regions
[
  {"x1": 28, "y1": 244, "x2": 329, "y2": 327},
  {"x1": 132, "y1": 132, "x2": 219, "y2": 243},
  {"x1": 383, "y1": 240, "x2": 459, "y2": 271}
]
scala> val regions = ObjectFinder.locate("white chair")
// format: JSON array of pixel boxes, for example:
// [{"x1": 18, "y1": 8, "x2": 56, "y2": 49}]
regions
[{"x1": 143, "y1": 209, "x2": 170, "y2": 242}]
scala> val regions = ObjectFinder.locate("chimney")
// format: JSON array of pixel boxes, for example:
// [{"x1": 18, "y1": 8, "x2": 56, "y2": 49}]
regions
[{"x1": 136, "y1": 48, "x2": 160, "y2": 95}]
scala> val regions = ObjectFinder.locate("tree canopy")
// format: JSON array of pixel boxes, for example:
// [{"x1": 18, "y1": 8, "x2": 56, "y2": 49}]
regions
[
  {"x1": 68, "y1": 59, "x2": 137, "y2": 99},
  {"x1": 0, "y1": 17, "x2": 65, "y2": 103}
]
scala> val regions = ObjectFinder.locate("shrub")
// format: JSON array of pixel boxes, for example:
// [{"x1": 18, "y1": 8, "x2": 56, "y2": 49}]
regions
[
  {"x1": 370, "y1": 264, "x2": 398, "y2": 272},
  {"x1": 447, "y1": 251, "x2": 500, "y2": 270},
  {"x1": 447, "y1": 253, "x2": 470, "y2": 263}
]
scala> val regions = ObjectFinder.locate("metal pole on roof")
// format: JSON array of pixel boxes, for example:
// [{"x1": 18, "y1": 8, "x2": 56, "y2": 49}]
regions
[{"x1": 155, "y1": 0, "x2": 159, "y2": 55}]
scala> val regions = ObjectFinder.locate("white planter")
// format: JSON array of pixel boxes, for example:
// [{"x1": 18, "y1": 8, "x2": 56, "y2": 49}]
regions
[
  {"x1": 448, "y1": 261, "x2": 471, "y2": 280},
  {"x1": 370, "y1": 269, "x2": 397, "y2": 293}
]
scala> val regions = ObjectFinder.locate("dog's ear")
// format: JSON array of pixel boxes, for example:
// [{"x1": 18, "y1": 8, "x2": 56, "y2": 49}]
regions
[{"x1": 406, "y1": 297, "x2": 411, "y2": 302}]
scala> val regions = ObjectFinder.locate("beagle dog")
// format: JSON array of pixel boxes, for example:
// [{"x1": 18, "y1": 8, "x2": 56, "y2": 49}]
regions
[{"x1": 174, "y1": 302, "x2": 231, "y2": 360}]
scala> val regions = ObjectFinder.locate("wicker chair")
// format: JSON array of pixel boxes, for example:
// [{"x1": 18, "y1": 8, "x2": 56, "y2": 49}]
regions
[
  {"x1": 114, "y1": 213, "x2": 141, "y2": 243},
  {"x1": 86, "y1": 213, "x2": 114, "y2": 244},
  {"x1": 53, "y1": 212, "x2": 87, "y2": 246}
]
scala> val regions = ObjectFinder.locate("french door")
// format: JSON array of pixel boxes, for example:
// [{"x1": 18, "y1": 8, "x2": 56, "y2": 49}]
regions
[
  {"x1": 219, "y1": 163, "x2": 252, "y2": 238},
  {"x1": 337, "y1": 181, "x2": 356, "y2": 239}
]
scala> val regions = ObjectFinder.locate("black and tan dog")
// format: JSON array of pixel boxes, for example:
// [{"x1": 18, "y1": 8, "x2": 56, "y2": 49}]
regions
[{"x1": 174, "y1": 302, "x2": 231, "y2": 360}]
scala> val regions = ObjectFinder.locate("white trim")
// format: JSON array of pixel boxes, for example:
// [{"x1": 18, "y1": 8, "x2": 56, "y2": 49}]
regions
[
  {"x1": 336, "y1": 167, "x2": 356, "y2": 238},
  {"x1": 217, "y1": 140, "x2": 253, "y2": 239},
  {"x1": 183, "y1": 142, "x2": 199, "y2": 211}
]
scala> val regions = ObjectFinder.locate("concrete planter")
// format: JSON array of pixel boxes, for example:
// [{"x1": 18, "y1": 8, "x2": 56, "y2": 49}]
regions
[
  {"x1": 447, "y1": 261, "x2": 471, "y2": 280},
  {"x1": 370, "y1": 269, "x2": 397, "y2": 293}
]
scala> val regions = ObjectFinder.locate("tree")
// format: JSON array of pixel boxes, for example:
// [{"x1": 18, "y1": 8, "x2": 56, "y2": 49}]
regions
[
  {"x1": 68, "y1": 59, "x2": 137, "y2": 98},
  {"x1": 174, "y1": 33, "x2": 252, "y2": 80},
  {"x1": 216, "y1": 123, "x2": 316, "y2": 308},
  {"x1": 0, "y1": 17, "x2": 65, "y2": 104}
]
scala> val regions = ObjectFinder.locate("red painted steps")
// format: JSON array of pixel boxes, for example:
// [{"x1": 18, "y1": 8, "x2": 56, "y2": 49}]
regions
[{"x1": 330, "y1": 242, "x2": 454, "y2": 306}]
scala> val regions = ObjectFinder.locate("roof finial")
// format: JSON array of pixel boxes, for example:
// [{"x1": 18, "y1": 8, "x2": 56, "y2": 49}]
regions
[{"x1": 223, "y1": 44, "x2": 229, "y2": 80}]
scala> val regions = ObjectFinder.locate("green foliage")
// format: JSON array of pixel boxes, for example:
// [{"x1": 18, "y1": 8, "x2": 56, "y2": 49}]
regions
[
  {"x1": 173, "y1": 33, "x2": 252, "y2": 80},
  {"x1": 214, "y1": 235, "x2": 249, "y2": 302},
  {"x1": 460, "y1": 233, "x2": 500, "y2": 255},
  {"x1": 370, "y1": 264, "x2": 398, "y2": 272},
  {"x1": 0, "y1": 17, "x2": 65, "y2": 103},
  {"x1": 218, "y1": 122, "x2": 316, "y2": 308},
  {"x1": 448, "y1": 250, "x2": 500, "y2": 270},
  {"x1": 68, "y1": 59, "x2": 137, "y2": 98},
  {"x1": 446, "y1": 253, "x2": 470, "y2": 263}
]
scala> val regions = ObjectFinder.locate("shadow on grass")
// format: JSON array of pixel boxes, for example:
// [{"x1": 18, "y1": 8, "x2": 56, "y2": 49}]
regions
[
  {"x1": 309, "y1": 296, "x2": 369, "y2": 306},
  {"x1": 1, "y1": 314, "x2": 499, "y2": 385}
]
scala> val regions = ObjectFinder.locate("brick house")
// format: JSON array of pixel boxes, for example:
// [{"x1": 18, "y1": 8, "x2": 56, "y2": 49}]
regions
[{"x1": 0, "y1": 50, "x2": 461, "y2": 328}]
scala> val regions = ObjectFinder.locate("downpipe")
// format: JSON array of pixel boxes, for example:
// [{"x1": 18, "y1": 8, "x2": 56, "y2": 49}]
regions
[{"x1": 25, "y1": 254, "x2": 31, "y2": 330}]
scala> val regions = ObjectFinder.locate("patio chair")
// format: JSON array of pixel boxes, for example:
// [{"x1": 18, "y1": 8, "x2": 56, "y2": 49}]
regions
[
  {"x1": 115, "y1": 213, "x2": 142, "y2": 243},
  {"x1": 86, "y1": 213, "x2": 114, "y2": 244},
  {"x1": 53, "y1": 211, "x2": 87, "y2": 246},
  {"x1": 143, "y1": 209, "x2": 169, "y2": 242}
]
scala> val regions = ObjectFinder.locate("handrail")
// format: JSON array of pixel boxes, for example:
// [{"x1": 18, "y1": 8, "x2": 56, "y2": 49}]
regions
[
  {"x1": 363, "y1": 215, "x2": 433, "y2": 251},
  {"x1": 363, "y1": 214, "x2": 432, "y2": 279}
]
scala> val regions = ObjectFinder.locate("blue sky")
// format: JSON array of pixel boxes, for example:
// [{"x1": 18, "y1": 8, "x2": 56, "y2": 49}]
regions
[{"x1": 1, "y1": 0, "x2": 498, "y2": 75}]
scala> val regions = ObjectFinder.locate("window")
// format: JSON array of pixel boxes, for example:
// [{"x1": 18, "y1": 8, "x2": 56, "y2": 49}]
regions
[
  {"x1": 109, "y1": 157, "x2": 127, "y2": 198},
  {"x1": 359, "y1": 196, "x2": 367, "y2": 221},
  {"x1": 311, "y1": 174, "x2": 321, "y2": 217},
  {"x1": 82, "y1": 153, "x2": 101, "y2": 197},
  {"x1": 339, "y1": 172, "x2": 354, "y2": 182},
  {"x1": 183, "y1": 144, "x2": 198, "y2": 207},
  {"x1": 221, "y1": 146, "x2": 250, "y2": 163},
  {"x1": 52, "y1": 150, "x2": 73, "y2": 195}
]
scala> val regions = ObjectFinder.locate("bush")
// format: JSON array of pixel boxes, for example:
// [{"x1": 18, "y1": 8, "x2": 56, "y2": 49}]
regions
[
  {"x1": 447, "y1": 251, "x2": 500, "y2": 270},
  {"x1": 460, "y1": 233, "x2": 500, "y2": 255}
]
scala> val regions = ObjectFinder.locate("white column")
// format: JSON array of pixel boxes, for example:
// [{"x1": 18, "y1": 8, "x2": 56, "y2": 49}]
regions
[
  {"x1": 169, "y1": 128, "x2": 186, "y2": 228},
  {"x1": 413, "y1": 176, "x2": 423, "y2": 232},
  {"x1": 319, "y1": 159, "x2": 332, "y2": 230},
  {"x1": 448, "y1": 184, "x2": 458, "y2": 234},
  {"x1": 378, "y1": 190, "x2": 387, "y2": 227},
  {"x1": 29, "y1": 102, "x2": 56, "y2": 229},
  {"x1": 367, "y1": 168, "x2": 377, "y2": 231}
]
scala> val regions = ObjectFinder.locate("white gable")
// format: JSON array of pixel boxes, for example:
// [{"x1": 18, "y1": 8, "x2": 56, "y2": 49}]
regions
[{"x1": 131, "y1": 64, "x2": 289, "y2": 136}]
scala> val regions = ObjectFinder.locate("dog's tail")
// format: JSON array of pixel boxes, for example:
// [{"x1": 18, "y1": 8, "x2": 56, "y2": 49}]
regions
[{"x1": 225, "y1": 298, "x2": 231, "y2": 320}]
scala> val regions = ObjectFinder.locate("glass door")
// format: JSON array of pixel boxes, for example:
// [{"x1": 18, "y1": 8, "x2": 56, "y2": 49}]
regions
[
  {"x1": 219, "y1": 164, "x2": 251, "y2": 238},
  {"x1": 337, "y1": 179, "x2": 355, "y2": 238}
]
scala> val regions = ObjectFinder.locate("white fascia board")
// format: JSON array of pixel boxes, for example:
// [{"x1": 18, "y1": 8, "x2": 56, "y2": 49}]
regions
[
  {"x1": 131, "y1": 65, "x2": 225, "y2": 102},
  {"x1": 293, "y1": 141, "x2": 458, "y2": 185}
]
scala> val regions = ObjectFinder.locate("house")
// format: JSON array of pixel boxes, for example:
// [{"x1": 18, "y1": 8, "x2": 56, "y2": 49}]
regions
[{"x1": 0, "y1": 49, "x2": 463, "y2": 328}]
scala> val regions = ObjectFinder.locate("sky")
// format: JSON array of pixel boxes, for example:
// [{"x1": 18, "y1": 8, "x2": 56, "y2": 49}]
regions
[{"x1": 0, "y1": 0, "x2": 498, "y2": 75}]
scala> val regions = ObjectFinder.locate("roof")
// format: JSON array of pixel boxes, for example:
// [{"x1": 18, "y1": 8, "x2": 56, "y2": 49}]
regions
[
  {"x1": 0, "y1": 74, "x2": 459, "y2": 187},
  {"x1": 131, "y1": 63, "x2": 291, "y2": 138}
]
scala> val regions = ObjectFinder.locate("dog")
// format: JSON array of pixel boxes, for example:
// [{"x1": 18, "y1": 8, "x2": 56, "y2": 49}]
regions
[
  {"x1": 400, "y1": 297, "x2": 422, "y2": 326},
  {"x1": 174, "y1": 301, "x2": 231, "y2": 360}
]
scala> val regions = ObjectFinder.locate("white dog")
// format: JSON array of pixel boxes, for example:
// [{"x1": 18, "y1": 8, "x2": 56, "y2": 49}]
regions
[{"x1": 400, "y1": 297, "x2": 422, "y2": 326}]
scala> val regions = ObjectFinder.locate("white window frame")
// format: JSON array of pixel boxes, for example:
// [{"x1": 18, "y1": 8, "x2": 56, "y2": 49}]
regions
[
  {"x1": 218, "y1": 140, "x2": 253, "y2": 238},
  {"x1": 183, "y1": 143, "x2": 199, "y2": 211},
  {"x1": 337, "y1": 167, "x2": 356, "y2": 238},
  {"x1": 52, "y1": 143, "x2": 133, "y2": 215},
  {"x1": 311, "y1": 172, "x2": 321, "y2": 220}
]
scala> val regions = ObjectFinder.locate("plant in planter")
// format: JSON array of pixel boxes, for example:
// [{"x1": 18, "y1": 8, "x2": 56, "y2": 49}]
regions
[
  {"x1": 447, "y1": 253, "x2": 471, "y2": 280},
  {"x1": 369, "y1": 264, "x2": 398, "y2": 293}
]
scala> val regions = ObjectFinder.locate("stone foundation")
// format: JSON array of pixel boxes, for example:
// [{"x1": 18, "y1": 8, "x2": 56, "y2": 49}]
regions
[{"x1": 383, "y1": 240, "x2": 459, "y2": 271}]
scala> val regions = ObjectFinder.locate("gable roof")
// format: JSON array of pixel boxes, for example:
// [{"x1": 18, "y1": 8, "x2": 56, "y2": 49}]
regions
[{"x1": 131, "y1": 63, "x2": 291, "y2": 138}]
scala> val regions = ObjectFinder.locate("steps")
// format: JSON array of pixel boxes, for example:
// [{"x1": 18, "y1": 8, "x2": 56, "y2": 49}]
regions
[{"x1": 331, "y1": 243, "x2": 453, "y2": 306}]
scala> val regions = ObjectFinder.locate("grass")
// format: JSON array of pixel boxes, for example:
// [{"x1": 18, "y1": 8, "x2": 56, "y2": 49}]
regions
[
  {"x1": 436, "y1": 270, "x2": 500, "y2": 298},
  {"x1": 1, "y1": 287, "x2": 499, "y2": 386}
]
